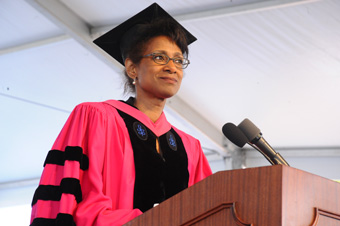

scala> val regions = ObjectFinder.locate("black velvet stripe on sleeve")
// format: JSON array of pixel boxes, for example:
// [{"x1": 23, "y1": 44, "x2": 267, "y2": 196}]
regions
[
  {"x1": 43, "y1": 146, "x2": 89, "y2": 170},
  {"x1": 30, "y1": 213, "x2": 76, "y2": 226},
  {"x1": 30, "y1": 217, "x2": 55, "y2": 226},
  {"x1": 31, "y1": 178, "x2": 82, "y2": 206},
  {"x1": 60, "y1": 178, "x2": 82, "y2": 203},
  {"x1": 31, "y1": 185, "x2": 61, "y2": 206},
  {"x1": 56, "y1": 213, "x2": 77, "y2": 226}
]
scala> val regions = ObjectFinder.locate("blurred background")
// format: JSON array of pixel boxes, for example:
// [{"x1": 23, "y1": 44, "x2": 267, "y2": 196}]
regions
[{"x1": 1, "y1": 0, "x2": 340, "y2": 225}]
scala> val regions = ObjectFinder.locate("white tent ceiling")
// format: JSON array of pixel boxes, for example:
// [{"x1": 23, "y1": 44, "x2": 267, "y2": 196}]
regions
[{"x1": 1, "y1": 0, "x2": 340, "y2": 191}]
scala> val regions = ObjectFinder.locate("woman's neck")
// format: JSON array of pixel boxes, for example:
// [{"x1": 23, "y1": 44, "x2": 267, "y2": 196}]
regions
[{"x1": 134, "y1": 96, "x2": 166, "y2": 123}]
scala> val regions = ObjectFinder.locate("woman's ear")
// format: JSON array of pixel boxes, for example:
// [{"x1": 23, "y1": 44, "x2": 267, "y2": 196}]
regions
[{"x1": 125, "y1": 58, "x2": 137, "y2": 79}]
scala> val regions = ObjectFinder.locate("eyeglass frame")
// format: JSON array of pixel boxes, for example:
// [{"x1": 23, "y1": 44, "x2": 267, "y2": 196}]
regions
[{"x1": 142, "y1": 52, "x2": 190, "y2": 69}]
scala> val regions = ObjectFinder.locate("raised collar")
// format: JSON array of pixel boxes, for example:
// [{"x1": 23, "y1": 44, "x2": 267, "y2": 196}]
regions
[{"x1": 104, "y1": 99, "x2": 171, "y2": 137}]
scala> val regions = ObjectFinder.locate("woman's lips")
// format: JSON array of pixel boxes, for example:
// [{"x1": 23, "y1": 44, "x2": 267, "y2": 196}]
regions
[{"x1": 159, "y1": 77, "x2": 177, "y2": 83}]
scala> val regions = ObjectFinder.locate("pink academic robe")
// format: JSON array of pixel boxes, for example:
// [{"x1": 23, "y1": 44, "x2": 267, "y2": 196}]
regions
[{"x1": 30, "y1": 100, "x2": 212, "y2": 226}]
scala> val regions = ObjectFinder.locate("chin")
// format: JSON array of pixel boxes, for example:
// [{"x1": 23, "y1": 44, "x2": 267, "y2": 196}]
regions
[
  {"x1": 155, "y1": 87, "x2": 179, "y2": 99},
  {"x1": 158, "y1": 91, "x2": 178, "y2": 99}
]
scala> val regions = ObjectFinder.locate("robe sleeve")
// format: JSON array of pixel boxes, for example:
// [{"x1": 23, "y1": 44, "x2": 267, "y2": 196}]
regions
[
  {"x1": 30, "y1": 103, "x2": 142, "y2": 226},
  {"x1": 190, "y1": 139, "x2": 213, "y2": 185}
]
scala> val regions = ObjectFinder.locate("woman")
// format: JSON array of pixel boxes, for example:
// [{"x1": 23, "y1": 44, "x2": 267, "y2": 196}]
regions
[{"x1": 30, "y1": 3, "x2": 212, "y2": 226}]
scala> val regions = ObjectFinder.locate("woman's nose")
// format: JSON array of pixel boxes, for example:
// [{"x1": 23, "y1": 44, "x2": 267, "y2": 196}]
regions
[{"x1": 164, "y1": 59, "x2": 178, "y2": 73}]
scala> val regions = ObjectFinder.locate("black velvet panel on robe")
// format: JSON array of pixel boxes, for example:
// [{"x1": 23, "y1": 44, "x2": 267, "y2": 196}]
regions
[{"x1": 117, "y1": 101, "x2": 189, "y2": 213}]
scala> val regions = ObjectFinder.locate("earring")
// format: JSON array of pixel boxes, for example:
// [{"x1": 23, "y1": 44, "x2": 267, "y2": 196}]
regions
[{"x1": 132, "y1": 78, "x2": 136, "y2": 85}]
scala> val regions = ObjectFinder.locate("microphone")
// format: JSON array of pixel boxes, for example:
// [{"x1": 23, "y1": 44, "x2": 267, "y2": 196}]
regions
[
  {"x1": 238, "y1": 118, "x2": 289, "y2": 166},
  {"x1": 222, "y1": 123, "x2": 248, "y2": 148}
]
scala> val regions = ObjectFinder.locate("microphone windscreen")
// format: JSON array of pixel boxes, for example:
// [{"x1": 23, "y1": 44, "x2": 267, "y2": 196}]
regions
[
  {"x1": 238, "y1": 118, "x2": 261, "y2": 141},
  {"x1": 222, "y1": 123, "x2": 248, "y2": 147}
]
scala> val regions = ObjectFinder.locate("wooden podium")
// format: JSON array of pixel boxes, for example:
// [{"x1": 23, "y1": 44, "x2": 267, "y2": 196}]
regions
[{"x1": 124, "y1": 165, "x2": 340, "y2": 226}]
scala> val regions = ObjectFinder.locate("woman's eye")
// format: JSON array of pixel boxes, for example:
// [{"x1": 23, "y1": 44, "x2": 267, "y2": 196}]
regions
[
  {"x1": 174, "y1": 58, "x2": 184, "y2": 64},
  {"x1": 154, "y1": 54, "x2": 165, "y2": 61}
]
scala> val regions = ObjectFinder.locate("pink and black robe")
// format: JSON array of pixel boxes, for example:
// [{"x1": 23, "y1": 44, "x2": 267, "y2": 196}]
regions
[{"x1": 30, "y1": 98, "x2": 212, "y2": 226}]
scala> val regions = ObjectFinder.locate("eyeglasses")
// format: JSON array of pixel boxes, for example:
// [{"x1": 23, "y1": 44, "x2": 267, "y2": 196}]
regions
[{"x1": 143, "y1": 52, "x2": 190, "y2": 69}]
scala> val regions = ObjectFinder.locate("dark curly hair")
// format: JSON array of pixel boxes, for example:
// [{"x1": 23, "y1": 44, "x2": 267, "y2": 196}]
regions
[{"x1": 122, "y1": 18, "x2": 190, "y2": 94}]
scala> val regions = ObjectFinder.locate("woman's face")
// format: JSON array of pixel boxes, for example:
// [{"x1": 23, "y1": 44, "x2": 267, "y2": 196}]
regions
[{"x1": 133, "y1": 35, "x2": 184, "y2": 100}]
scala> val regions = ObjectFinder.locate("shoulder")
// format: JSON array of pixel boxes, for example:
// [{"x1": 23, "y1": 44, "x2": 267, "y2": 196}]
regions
[
  {"x1": 72, "y1": 100, "x2": 119, "y2": 116},
  {"x1": 65, "y1": 100, "x2": 123, "y2": 127},
  {"x1": 172, "y1": 126, "x2": 200, "y2": 145}
]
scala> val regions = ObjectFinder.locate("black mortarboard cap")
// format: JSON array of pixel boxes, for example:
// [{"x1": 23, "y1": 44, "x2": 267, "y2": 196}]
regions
[{"x1": 93, "y1": 3, "x2": 197, "y2": 66}]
